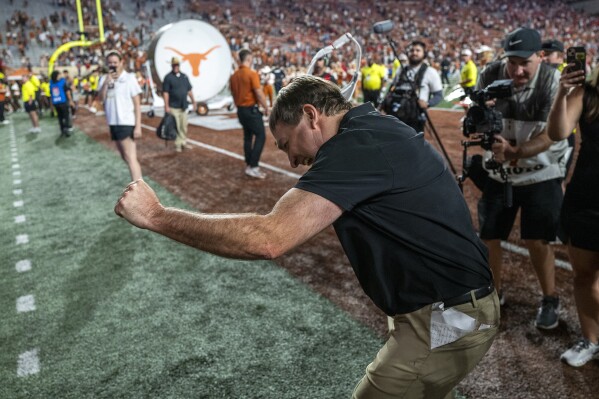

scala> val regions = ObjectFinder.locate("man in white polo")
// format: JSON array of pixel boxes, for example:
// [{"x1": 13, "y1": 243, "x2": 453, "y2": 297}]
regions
[{"x1": 99, "y1": 50, "x2": 143, "y2": 182}]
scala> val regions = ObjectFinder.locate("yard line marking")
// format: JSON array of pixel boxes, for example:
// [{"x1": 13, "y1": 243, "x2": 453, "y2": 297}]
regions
[
  {"x1": 15, "y1": 215, "x2": 26, "y2": 224},
  {"x1": 141, "y1": 123, "x2": 302, "y2": 180},
  {"x1": 15, "y1": 259, "x2": 32, "y2": 273},
  {"x1": 16, "y1": 295, "x2": 36, "y2": 313},
  {"x1": 501, "y1": 241, "x2": 572, "y2": 271},
  {"x1": 13, "y1": 200, "x2": 24, "y2": 207},
  {"x1": 13, "y1": 170, "x2": 21, "y2": 177},
  {"x1": 13, "y1": 179, "x2": 22, "y2": 185},
  {"x1": 12, "y1": 163, "x2": 20, "y2": 169},
  {"x1": 13, "y1": 188, "x2": 23, "y2": 195},
  {"x1": 17, "y1": 349, "x2": 40, "y2": 377},
  {"x1": 16, "y1": 234, "x2": 29, "y2": 245},
  {"x1": 12, "y1": 157, "x2": 18, "y2": 162}
]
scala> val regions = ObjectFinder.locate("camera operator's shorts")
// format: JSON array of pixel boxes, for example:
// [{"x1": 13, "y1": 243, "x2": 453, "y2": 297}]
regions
[
  {"x1": 109, "y1": 125, "x2": 135, "y2": 141},
  {"x1": 478, "y1": 178, "x2": 562, "y2": 241}
]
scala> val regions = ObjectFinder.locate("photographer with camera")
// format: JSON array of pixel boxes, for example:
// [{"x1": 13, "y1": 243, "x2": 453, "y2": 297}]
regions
[
  {"x1": 383, "y1": 40, "x2": 443, "y2": 133},
  {"x1": 475, "y1": 27, "x2": 568, "y2": 329}
]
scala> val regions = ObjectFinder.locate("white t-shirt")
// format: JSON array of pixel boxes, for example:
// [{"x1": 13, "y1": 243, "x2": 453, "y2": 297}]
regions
[{"x1": 101, "y1": 71, "x2": 142, "y2": 126}]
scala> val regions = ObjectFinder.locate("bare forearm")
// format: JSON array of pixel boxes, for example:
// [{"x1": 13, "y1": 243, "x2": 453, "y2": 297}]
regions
[
  {"x1": 254, "y1": 89, "x2": 269, "y2": 111},
  {"x1": 150, "y1": 207, "x2": 277, "y2": 260},
  {"x1": 513, "y1": 131, "x2": 553, "y2": 159},
  {"x1": 99, "y1": 78, "x2": 108, "y2": 102},
  {"x1": 547, "y1": 91, "x2": 570, "y2": 141},
  {"x1": 134, "y1": 95, "x2": 141, "y2": 126}
]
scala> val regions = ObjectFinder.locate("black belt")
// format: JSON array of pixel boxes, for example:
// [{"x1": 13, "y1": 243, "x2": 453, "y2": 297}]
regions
[{"x1": 442, "y1": 284, "x2": 495, "y2": 308}]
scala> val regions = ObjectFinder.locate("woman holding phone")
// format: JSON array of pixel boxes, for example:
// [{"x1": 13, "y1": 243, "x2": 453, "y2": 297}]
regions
[
  {"x1": 99, "y1": 50, "x2": 143, "y2": 182},
  {"x1": 547, "y1": 60, "x2": 599, "y2": 367}
]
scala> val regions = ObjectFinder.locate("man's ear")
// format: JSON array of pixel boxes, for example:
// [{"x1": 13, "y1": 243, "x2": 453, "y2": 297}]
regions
[{"x1": 302, "y1": 104, "x2": 318, "y2": 129}]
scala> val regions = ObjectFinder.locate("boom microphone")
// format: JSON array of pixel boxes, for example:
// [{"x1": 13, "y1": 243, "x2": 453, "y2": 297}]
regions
[{"x1": 373, "y1": 20, "x2": 394, "y2": 34}]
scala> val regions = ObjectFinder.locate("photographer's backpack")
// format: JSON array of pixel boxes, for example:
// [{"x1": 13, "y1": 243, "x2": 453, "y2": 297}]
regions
[{"x1": 383, "y1": 64, "x2": 428, "y2": 122}]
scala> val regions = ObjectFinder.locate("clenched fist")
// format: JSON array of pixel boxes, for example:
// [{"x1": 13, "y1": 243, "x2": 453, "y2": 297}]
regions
[{"x1": 114, "y1": 179, "x2": 164, "y2": 230}]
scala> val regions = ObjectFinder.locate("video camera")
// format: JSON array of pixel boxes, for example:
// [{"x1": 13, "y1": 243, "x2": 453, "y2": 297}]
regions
[
  {"x1": 462, "y1": 79, "x2": 513, "y2": 150},
  {"x1": 458, "y1": 79, "x2": 514, "y2": 207}
]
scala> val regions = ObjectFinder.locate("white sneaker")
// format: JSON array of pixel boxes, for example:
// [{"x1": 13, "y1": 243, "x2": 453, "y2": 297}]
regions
[
  {"x1": 89, "y1": 106, "x2": 97, "y2": 114},
  {"x1": 1, "y1": 120, "x2": 9, "y2": 124},
  {"x1": 245, "y1": 166, "x2": 266, "y2": 179},
  {"x1": 498, "y1": 289, "x2": 505, "y2": 306},
  {"x1": 561, "y1": 338, "x2": 599, "y2": 367}
]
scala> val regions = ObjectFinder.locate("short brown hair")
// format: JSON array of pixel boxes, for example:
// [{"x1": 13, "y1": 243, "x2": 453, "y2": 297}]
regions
[
  {"x1": 106, "y1": 50, "x2": 122, "y2": 60},
  {"x1": 238, "y1": 49, "x2": 252, "y2": 63},
  {"x1": 269, "y1": 75, "x2": 352, "y2": 131}
]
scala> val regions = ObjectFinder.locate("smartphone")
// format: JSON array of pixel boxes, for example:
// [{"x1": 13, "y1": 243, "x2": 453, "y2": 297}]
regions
[
  {"x1": 566, "y1": 47, "x2": 586, "y2": 72},
  {"x1": 109, "y1": 66, "x2": 117, "y2": 73}
]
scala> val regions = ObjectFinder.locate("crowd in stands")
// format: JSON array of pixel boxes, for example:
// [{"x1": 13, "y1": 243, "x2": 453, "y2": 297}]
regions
[{"x1": 0, "y1": 0, "x2": 598, "y2": 101}]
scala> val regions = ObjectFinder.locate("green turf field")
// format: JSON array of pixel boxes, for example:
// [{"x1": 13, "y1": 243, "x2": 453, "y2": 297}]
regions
[{"x1": 0, "y1": 113, "x2": 383, "y2": 398}]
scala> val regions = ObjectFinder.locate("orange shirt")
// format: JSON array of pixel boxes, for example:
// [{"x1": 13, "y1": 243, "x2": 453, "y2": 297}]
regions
[{"x1": 230, "y1": 65, "x2": 260, "y2": 107}]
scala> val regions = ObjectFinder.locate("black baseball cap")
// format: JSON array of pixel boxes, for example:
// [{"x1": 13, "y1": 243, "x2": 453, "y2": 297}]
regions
[
  {"x1": 542, "y1": 39, "x2": 564, "y2": 53},
  {"x1": 503, "y1": 27, "x2": 542, "y2": 58}
]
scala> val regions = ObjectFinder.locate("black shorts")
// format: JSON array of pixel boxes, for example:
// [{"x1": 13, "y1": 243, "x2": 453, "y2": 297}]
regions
[
  {"x1": 560, "y1": 194, "x2": 599, "y2": 251},
  {"x1": 24, "y1": 102, "x2": 37, "y2": 113},
  {"x1": 478, "y1": 178, "x2": 562, "y2": 241},
  {"x1": 109, "y1": 125, "x2": 135, "y2": 141}
]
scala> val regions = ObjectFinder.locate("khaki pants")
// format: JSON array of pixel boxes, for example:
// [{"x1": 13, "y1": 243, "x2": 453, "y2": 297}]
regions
[
  {"x1": 353, "y1": 291, "x2": 500, "y2": 399},
  {"x1": 170, "y1": 107, "x2": 188, "y2": 148}
]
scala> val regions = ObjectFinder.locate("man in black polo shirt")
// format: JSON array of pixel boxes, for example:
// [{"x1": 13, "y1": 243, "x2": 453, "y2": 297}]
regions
[
  {"x1": 162, "y1": 57, "x2": 196, "y2": 152},
  {"x1": 115, "y1": 75, "x2": 499, "y2": 399}
]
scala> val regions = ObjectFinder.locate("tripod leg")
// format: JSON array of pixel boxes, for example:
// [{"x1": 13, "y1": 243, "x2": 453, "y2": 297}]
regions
[{"x1": 423, "y1": 110, "x2": 457, "y2": 175}]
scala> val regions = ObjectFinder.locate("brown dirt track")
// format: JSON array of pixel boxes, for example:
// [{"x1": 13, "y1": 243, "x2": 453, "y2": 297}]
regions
[{"x1": 75, "y1": 107, "x2": 598, "y2": 398}]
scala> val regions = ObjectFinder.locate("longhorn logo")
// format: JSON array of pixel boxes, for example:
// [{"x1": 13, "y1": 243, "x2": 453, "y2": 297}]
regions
[{"x1": 165, "y1": 46, "x2": 220, "y2": 77}]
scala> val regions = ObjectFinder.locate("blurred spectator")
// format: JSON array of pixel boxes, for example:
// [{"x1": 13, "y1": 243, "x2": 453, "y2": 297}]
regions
[{"x1": 459, "y1": 48, "x2": 477, "y2": 97}]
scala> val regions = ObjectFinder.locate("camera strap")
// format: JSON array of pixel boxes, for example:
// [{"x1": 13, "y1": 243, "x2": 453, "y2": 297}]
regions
[{"x1": 394, "y1": 64, "x2": 428, "y2": 98}]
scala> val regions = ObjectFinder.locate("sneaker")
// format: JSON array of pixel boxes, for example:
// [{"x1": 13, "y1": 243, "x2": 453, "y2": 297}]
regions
[
  {"x1": 183, "y1": 143, "x2": 193, "y2": 150},
  {"x1": 561, "y1": 338, "x2": 599, "y2": 367},
  {"x1": 498, "y1": 289, "x2": 505, "y2": 306},
  {"x1": 535, "y1": 295, "x2": 560, "y2": 329},
  {"x1": 175, "y1": 146, "x2": 182, "y2": 153},
  {"x1": 1, "y1": 120, "x2": 9, "y2": 124},
  {"x1": 89, "y1": 106, "x2": 97, "y2": 114},
  {"x1": 245, "y1": 166, "x2": 266, "y2": 179}
]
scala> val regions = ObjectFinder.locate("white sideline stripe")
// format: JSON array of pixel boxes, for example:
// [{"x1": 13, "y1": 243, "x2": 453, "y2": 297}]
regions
[
  {"x1": 13, "y1": 200, "x2": 24, "y2": 208},
  {"x1": 16, "y1": 295, "x2": 36, "y2": 313},
  {"x1": 16, "y1": 234, "x2": 29, "y2": 245},
  {"x1": 13, "y1": 170, "x2": 21, "y2": 177},
  {"x1": 17, "y1": 349, "x2": 40, "y2": 377},
  {"x1": 141, "y1": 123, "x2": 302, "y2": 180},
  {"x1": 142, "y1": 124, "x2": 573, "y2": 270},
  {"x1": 13, "y1": 188, "x2": 23, "y2": 195},
  {"x1": 15, "y1": 215, "x2": 26, "y2": 224},
  {"x1": 13, "y1": 179, "x2": 22, "y2": 185},
  {"x1": 501, "y1": 241, "x2": 572, "y2": 271},
  {"x1": 16, "y1": 259, "x2": 32, "y2": 273}
]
